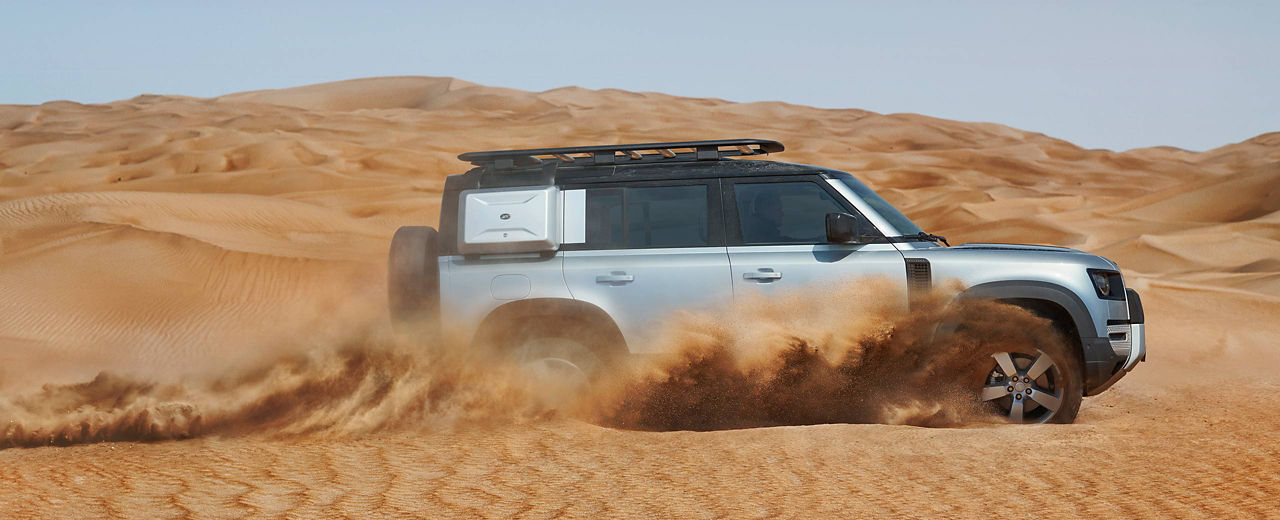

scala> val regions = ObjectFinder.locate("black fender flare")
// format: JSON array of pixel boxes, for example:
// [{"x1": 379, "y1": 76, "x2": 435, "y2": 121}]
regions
[
  {"x1": 958, "y1": 281, "x2": 1095, "y2": 338},
  {"x1": 472, "y1": 298, "x2": 628, "y2": 358}
]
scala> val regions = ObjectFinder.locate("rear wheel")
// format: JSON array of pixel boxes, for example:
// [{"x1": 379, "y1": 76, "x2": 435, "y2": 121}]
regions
[
  {"x1": 516, "y1": 337, "x2": 600, "y2": 405},
  {"x1": 500, "y1": 322, "x2": 611, "y2": 409}
]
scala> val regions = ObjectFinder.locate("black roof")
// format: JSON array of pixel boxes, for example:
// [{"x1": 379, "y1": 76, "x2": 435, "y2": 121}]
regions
[{"x1": 445, "y1": 139, "x2": 830, "y2": 190}]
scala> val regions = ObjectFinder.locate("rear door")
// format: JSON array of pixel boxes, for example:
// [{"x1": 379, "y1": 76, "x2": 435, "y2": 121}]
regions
[
  {"x1": 724, "y1": 176, "x2": 907, "y2": 301},
  {"x1": 561, "y1": 179, "x2": 732, "y2": 352}
]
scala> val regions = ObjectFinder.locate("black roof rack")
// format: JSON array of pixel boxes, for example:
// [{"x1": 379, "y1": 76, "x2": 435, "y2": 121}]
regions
[{"x1": 458, "y1": 139, "x2": 784, "y2": 170}]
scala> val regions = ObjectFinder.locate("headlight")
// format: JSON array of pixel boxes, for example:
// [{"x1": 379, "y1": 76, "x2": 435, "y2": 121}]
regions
[
  {"x1": 1087, "y1": 269, "x2": 1125, "y2": 300},
  {"x1": 1091, "y1": 272, "x2": 1110, "y2": 296}
]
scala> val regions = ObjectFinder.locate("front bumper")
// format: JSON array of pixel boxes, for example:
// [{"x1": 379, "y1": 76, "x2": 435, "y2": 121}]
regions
[
  {"x1": 1086, "y1": 289, "x2": 1147, "y2": 395},
  {"x1": 1109, "y1": 322, "x2": 1147, "y2": 370}
]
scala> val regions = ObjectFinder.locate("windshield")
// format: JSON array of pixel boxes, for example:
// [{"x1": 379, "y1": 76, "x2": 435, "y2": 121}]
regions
[{"x1": 832, "y1": 173, "x2": 924, "y2": 236}]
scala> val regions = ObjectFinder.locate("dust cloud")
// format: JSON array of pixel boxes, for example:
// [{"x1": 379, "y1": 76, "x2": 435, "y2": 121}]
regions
[
  {"x1": 0, "y1": 330, "x2": 542, "y2": 449},
  {"x1": 588, "y1": 279, "x2": 1069, "y2": 430},
  {"x1": 0, "y1": 279, "x2": 1068, "y2": 449}
]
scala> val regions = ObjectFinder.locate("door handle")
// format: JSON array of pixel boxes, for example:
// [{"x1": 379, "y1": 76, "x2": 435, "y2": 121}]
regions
[
  {"x1": 743, "y1": 269, "x2": 782, "y2": 281},
  {"x1": 596, "y1": 272, "x2": 635, "y2": 285}
]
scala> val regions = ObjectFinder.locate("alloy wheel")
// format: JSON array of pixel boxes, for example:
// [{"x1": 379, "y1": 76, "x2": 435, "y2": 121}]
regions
[{"x1": 980, "y1": 349, "x2": 1066, "y2": 423}]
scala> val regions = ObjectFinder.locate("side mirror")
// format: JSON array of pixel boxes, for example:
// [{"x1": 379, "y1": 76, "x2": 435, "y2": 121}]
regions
[{"x1": 826, "y1": 212, "x2": 870, "y2": 244}]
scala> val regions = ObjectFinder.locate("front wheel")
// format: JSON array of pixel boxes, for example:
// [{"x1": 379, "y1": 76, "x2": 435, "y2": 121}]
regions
[{"x1": 978, "y1": 347, "x2": 1082, "y2": 423}]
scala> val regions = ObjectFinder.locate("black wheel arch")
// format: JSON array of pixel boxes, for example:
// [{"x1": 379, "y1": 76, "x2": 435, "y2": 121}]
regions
[
  {"x1": 471, "y1": 298, "x2": 629, "y2": 360},
  {"x1": 953, "y1": 280, "x2": 1120, "y2": 394}
]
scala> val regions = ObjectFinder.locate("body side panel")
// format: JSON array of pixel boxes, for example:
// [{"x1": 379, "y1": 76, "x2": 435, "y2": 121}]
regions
[
  {"x1": 562, "y1": 247, "x2": 733, "y2": 353},
  {"x1": 437, "y1": 253, "x2": 572, "y2": 345}
]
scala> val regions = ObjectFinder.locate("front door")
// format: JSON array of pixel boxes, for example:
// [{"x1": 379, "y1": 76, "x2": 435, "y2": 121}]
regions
[
  {"x1": 724, "y1": 177, "x2": 907, "y2": 303},
  {"x1": 562, "y1": 179, "x2": 732, "y2": 352}
]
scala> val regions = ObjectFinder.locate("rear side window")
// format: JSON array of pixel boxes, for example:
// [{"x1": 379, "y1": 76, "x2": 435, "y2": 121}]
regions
[{"x1": 585, "y1": 185, "x2": 708, "y2": 249}]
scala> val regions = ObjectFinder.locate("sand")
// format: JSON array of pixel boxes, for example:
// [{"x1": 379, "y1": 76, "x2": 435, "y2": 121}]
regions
[{"x1": 1, "y1": 76, "x2": 1278, "y2": 517}]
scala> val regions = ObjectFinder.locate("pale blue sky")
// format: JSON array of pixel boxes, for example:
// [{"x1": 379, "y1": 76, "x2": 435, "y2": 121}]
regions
[{"x1": 2, "y1": 1, "x2": 1276, "y2": 151}]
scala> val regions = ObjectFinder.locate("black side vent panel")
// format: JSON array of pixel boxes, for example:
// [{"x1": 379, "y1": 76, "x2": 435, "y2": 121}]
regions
[{"x1": 905, "y1": 258, "x2": 932, "y2": 302}]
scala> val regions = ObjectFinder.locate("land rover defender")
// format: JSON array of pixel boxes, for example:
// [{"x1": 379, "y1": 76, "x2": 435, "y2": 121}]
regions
[{"x1": 388, "y1": 139, "x2": 1147, "y2": 424}]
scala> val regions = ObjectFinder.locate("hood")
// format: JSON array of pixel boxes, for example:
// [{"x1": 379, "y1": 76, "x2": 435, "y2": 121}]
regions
[
  {"x1": 945, "y1": 243, "x2": 1119, "y2": 268},
  {"x1": 949, "y1": 243, "x2": 1084, "y2": 254},
  {"x1": 907, "y1": 242, "x2": 1121, "y2": 270}
]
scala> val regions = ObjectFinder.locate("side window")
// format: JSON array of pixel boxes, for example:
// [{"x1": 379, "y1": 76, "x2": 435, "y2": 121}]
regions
[
  {"x1": 734, "y1": 182, "x2": 847, "y2": 245},
  {"x1": 585, "y1": 184, "x2": 709, "y2": 249}
]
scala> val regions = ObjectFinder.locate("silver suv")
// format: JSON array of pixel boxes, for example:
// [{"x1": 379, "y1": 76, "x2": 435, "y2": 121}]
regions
[{"x1": 388, "y1": 139, "x2": 1146, "y2": 424}]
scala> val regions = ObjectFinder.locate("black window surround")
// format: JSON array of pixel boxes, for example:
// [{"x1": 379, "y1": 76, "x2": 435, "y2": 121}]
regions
[
  {"x1": 720, "y1": 176, "x2": 876, "y2": 246},
  {"x1": 560, "y1": 178, "x2": 725, "y2": 251}
]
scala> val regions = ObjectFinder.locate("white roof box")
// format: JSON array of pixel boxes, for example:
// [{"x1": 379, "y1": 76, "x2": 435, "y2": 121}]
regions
[{"x1": 459, "y1": 186, "x2": 560, "y2": 254}]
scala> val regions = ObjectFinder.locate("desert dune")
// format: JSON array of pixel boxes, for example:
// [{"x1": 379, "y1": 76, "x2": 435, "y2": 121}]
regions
[{"x1": 1, "y1": 76, "x2": 1278, "y2": 517}]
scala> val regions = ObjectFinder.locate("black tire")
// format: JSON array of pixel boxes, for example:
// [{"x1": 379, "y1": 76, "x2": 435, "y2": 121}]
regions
[{"x1": 387, "y1": 226, "x2": 439, "y2": 332}]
